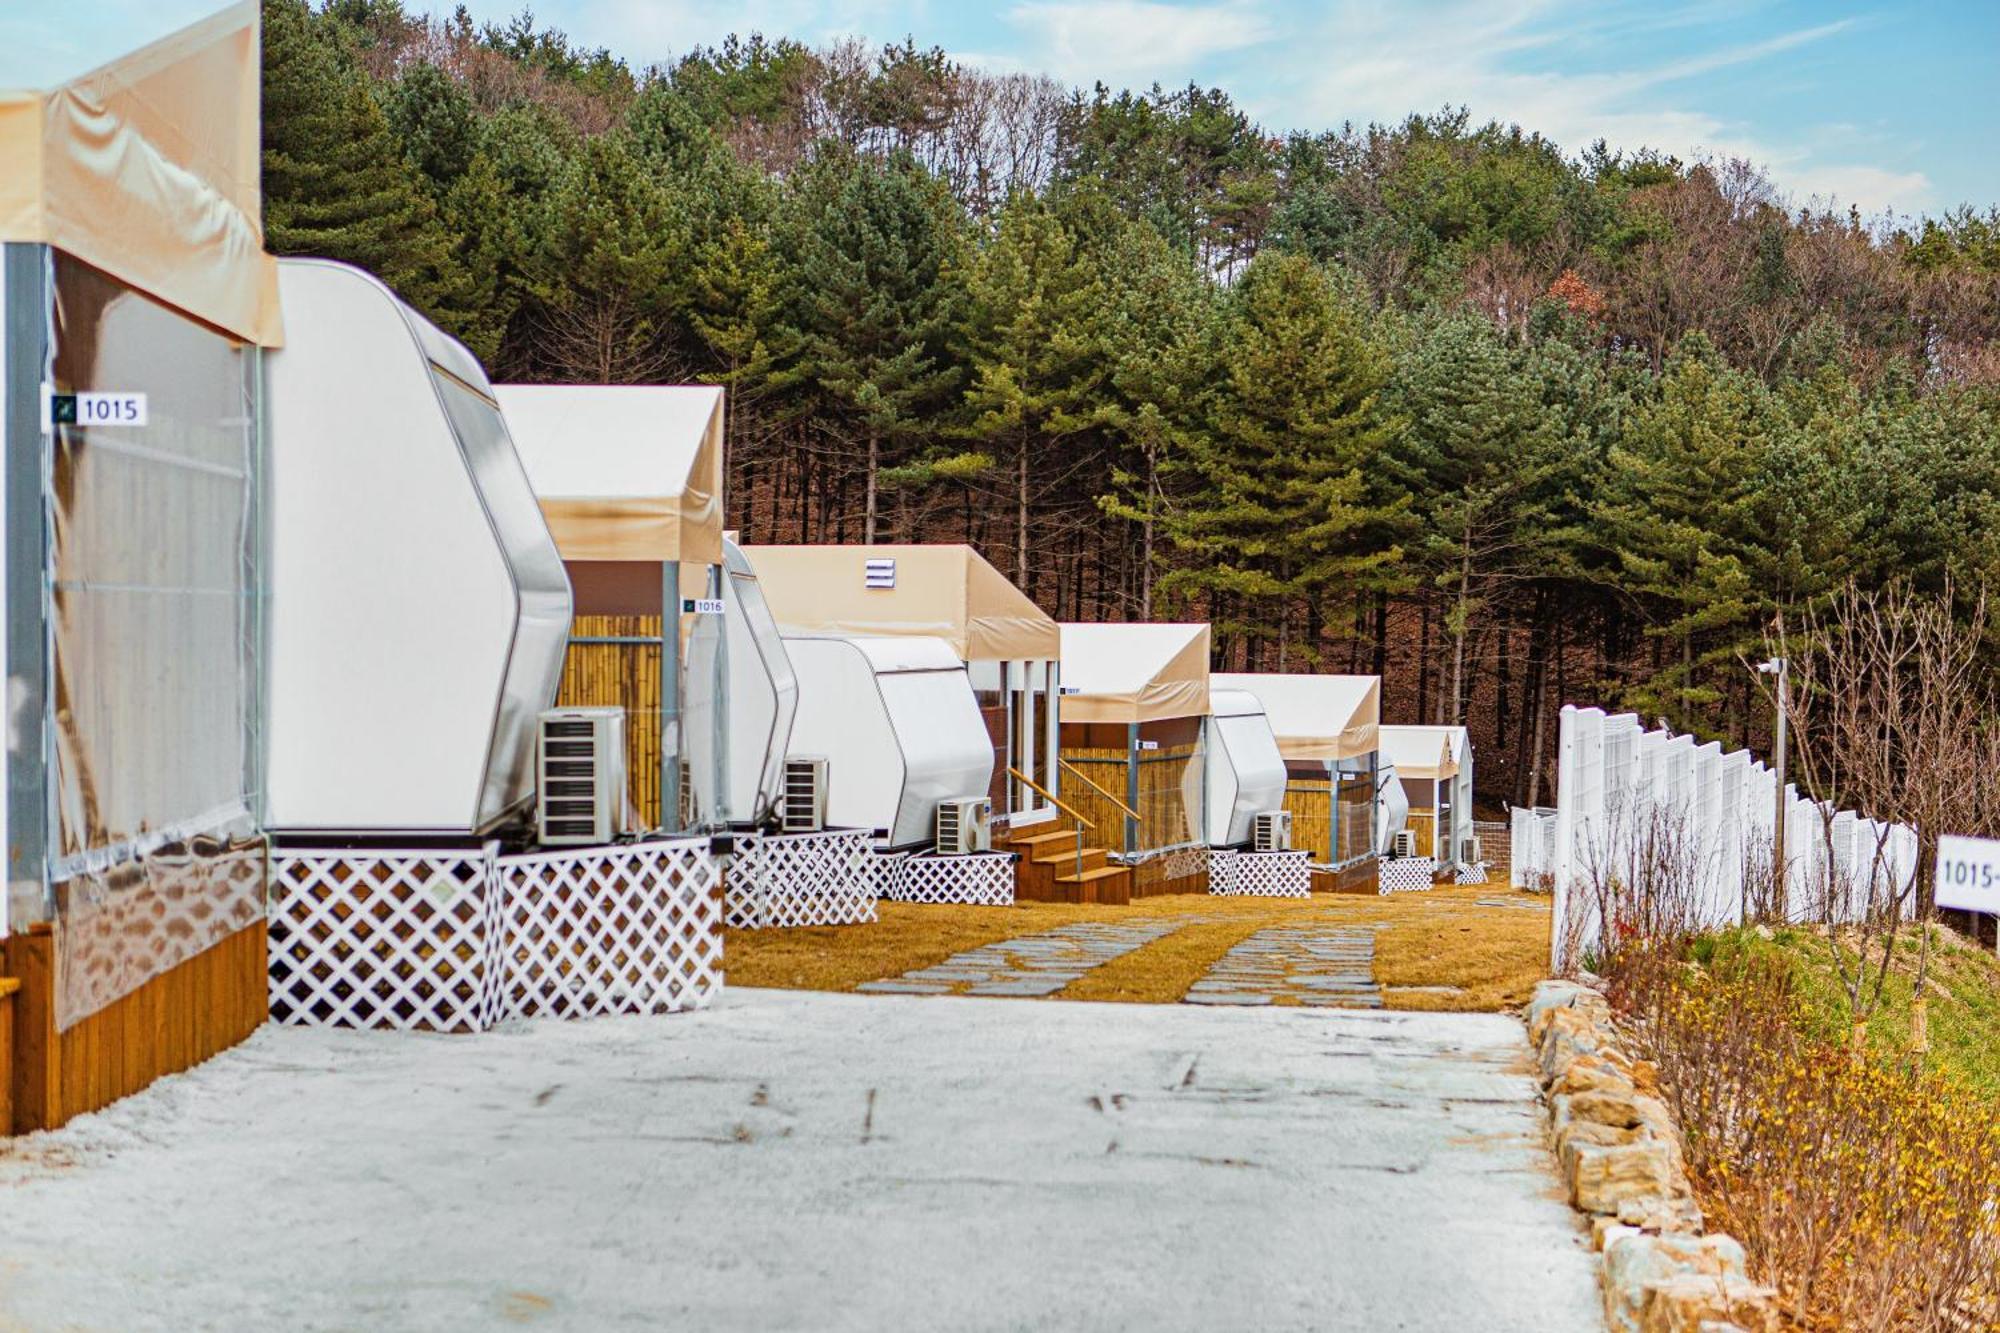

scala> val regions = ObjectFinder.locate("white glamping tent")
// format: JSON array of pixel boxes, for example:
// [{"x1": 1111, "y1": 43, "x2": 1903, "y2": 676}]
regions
[
  {"x1": 1204, "y1": 691, "x2": 1289, "y2": 846},
  {"x1": 265, "y1": 259, "x2": 572, "y2": 834},
  {"x1": 784, "y1": 636, "x2": 995, "y2": 850},
  {"x1": 683, "y1": 540, "x2": 798, "y2": 827},
  {"x1": 1380, "y1": 725, "x2": 1474, "y2": 866},
  {"x1": 1211, "y1": 673, "x2": 1383, "y2": 887},
  {"x1": 744, "y1": 544, "x2": 1062, "y2": 832},
  {"x1": 498, "y1": 383, "x2": 727, "y2": 831}
]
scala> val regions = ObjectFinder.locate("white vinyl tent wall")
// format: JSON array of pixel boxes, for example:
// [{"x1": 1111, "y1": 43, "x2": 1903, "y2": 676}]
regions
[
  {"x1": 1376, "y1": 765, "x2": 1411, "y2": 855},
  {"x1": 265, "y1": 259, "x2": 571, "y2": 835},
  {"x1": 1545, "y1": 705, "x2": 1919, "y2": 972},
  {"x1": 783, "y1": 635, "x2": 994, "y2": 849},
  {"x1": 1204, "y1": 691, "x2": 1289, "y2": 846},
  {"x1": 686, "y1": 539, "x2": 796, "y2": 827}
]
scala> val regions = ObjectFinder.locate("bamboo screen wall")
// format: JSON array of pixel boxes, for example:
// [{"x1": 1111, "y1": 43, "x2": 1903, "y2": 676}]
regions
[
  {"x1": 1285, "y1": 780, "x2": 1333, "y2": 861},
  {"x1": 1284, "y1": 776, "x2": 1374, "y2": 864},
  {"x1": 558, "y1": 614, "x2": 663, "y2": 828},
  {"x1": 1405, "y1": 810, "x2": 1437, "y2": 857},
  {"x1": 1061, "y1": 744, "x2": 1203, "y2": 854}
]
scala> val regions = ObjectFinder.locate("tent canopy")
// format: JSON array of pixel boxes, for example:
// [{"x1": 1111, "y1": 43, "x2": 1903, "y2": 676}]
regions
[
  {"x1": 743, "y1": 544, "x2": 1058, "y2": 663},
  {"x1": 1211, "y1": 673, "x2": 1380, "y2": 762},
  {"x1": 1379, "y1": 725, "x2": 1460, "y2": 780},
  {"x1": 0, "y1": 0, "x2": 281, "y2": 345},
  {"x1": 497, "y1": 384, "x2": 724, "y2": 567},
  {"x1": 1059, "y1": 623, "x2": 1210, "y2": 725}
]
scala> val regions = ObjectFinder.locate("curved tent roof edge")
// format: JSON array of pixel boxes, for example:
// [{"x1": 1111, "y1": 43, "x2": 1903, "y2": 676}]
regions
[
  {"x1": 742, "y1": 544, "x2": 1059, "y2": 662},
  {"x1": 0, "y1": 0, "x2": 282, "y2": 345},
  {"x1": 1058, "y1": 622, "x2": 1211, "y2": 724},
  {"x1": 1378, "y1": 724, "x2": 1466, "y2": 780},
  {"x1": 1210, "y1": 672, "x2": 1380, "y2": 761},
  {"x1": 497, "y1": 383, "x2": 725, "y2": 566}
]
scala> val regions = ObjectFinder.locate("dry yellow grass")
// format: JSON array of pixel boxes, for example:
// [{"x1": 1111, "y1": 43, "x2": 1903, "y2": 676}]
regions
[{"x1": 724, "y1": 881, "x2": 1552, "y2": 1011}]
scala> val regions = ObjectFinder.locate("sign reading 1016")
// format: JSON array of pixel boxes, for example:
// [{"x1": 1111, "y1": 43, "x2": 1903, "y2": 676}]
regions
[{"x1": 1935, "y1": 834, "x2": 2000, "y2": 914}]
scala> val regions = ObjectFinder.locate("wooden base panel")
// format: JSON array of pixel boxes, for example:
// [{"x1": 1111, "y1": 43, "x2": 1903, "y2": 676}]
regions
[
  {"x1": 3, "y1": 920, "x2": 267, "y2": 1136},
  {"x1": 1313, "y1": 861, "x2": 1384, "y2": 895}
]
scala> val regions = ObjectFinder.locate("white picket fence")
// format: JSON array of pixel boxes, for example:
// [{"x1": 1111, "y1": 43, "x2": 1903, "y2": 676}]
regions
[{"x1": 1534, "y1": 706, "x2": 1919, "y2": 972}]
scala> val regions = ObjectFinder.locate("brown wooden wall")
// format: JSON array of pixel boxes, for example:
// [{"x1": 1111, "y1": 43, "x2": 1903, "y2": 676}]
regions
[
  {"x1": 558, "y1": 614, "x2": 665, "y2": 828},
  {"x1": 2, "y1": 920, "x2": 267, "y2": 1136}
]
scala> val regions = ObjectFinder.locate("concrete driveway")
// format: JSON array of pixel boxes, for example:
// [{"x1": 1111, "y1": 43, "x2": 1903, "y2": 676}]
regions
[{"x1": 0, "y1": 990, "x2": 1601, "y2": 1331}]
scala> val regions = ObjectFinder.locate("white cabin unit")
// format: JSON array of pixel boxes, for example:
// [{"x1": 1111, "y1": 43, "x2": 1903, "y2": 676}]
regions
[
  {"x1": 1381, "y1": 725, "x2": 1475, "y2": 865},
  {"x1": 265, "y1": 259, "x2": 572, "y2": 835},
  {"x1": 683, "y1": 539, "x2": 798, "y2": 827},
  {"x1": 498, "y1": 382, "x2": 732, "y2": 833},
  {"x1": 1212, "y1": 673, "x2": 1385, "y2": 868},
  {"x1": 1204, "y1": 690, "x2": 1289, "y2": 846},
  {"x1": 743, "y1": 544, "x2": 1061, "y2": 830},
  {"x1": 782, "y1": 635, "x2": 994, "y2": 849}
]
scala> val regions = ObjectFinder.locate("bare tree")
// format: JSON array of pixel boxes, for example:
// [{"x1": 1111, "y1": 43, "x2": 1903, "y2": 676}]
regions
[{"x1": 1769, "y1": 579, "x2": 2000, "y2": 1050}]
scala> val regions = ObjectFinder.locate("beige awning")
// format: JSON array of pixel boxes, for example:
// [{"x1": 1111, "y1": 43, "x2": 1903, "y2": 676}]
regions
[
  {"x1": 1060, "y1": 623, "x2": 1210, "y2": 724},
  {"x1": 1379, "y1": 725, "x2": 1465, "y2": 780},
  {"x1": 743, "y1": 544, "x2": 1059, "y2": 662},
  {"x1": 0, "y1": 1, "x2": 282, "y2": 346},
  {"x1": 1211, "y1": 673, "x2": 1380, "y2": 762},
  {"x1": 498, "y1": 384, "x2": 724, "y2": 566}
]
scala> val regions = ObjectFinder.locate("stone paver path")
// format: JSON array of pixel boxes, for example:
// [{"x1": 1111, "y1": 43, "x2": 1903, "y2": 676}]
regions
[
  {"x1": 1183, "y1": 926, "x2": 1382, "y2": 1008},
  {"x1": 856, "y1": 920, "x2": 1187, "y2": 997}
]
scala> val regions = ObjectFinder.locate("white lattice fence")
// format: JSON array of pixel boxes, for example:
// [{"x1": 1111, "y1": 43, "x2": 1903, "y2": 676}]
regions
[
  {"x1": 269, "y1": 846, "x2": 506, "y2": 1033},
  {"x1": 1212, "y1": 850, "x2": 1310, "y2": 898},
  {"x1": 1379, "y1": 857, "x2": 1438, "y2": 894},
  {"x1": 880, "y1": 852, "x2": 1015, "y2": 905},
  {"x1": 496, "y1": 841, "x2": 721, "y2": 1018},
  {"x1": 1208, "y1": 848, "x2": 1241, "y2": 894},
  {"x1": 271, "y1": 838, "x2": 722, "y2": 1031},
  {"x1": 725, "y1": 829, "x2": 876, "y2": 928}
]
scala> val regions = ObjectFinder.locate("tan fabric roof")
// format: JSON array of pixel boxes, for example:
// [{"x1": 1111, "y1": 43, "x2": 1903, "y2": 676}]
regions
[
  {"x1": 0, "y1": 1, "x2": 282, "y2": 345},
  {"x1": 1059, "y1": 623, "x2": 1210, "y2": 724},
  {"x1": 1379, "y1": 725, "x2": 1464, "y2": 780},
  {"x1": 743, "y1": 545, "x2": 1058, "y2": 662},
  {"x1": 1210, "y1": 673, "x2": 1380, "y2": 761},
  {"x1": 498, "y1": 385, "x2": 724, "y2": 566}
]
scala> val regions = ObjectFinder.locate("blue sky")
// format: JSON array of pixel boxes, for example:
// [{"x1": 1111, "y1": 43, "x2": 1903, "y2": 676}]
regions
[{"x1": 16, "y1": 0, "x2": 1996, "y2": 217}]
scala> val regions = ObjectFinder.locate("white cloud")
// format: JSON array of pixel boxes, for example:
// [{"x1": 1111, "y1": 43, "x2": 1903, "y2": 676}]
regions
[
  {"x1": 1260, "y1": 2, "x2": 1932, "y2": 216},
  {"x1": 1002, "y1": 0, "x2": 1273, "y2": 87}
]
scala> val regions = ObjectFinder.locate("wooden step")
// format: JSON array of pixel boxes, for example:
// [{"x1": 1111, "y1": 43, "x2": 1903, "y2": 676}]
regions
[
  {"x1": 1055, "y1": 864, "x2": 1133, "y2": 907},
  {"x1": 1004, "y1": 829, "x2": 1080, "y2": 855},
  {"x1": 1033, "y1": 846, "x2": 1108, "y2": 875}
]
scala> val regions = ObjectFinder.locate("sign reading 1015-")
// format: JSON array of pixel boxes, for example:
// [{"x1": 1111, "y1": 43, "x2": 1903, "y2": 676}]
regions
[
  {"x1": 41, "y1": 388, "x2": 148, "y2": 429},
  {"x1": 1935, "y1": 834, "x2": 2000, "y2": 914}
]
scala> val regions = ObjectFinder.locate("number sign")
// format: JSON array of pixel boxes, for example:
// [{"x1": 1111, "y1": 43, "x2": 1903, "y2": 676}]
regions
[{"x1": 1935, "y1": 834, "x2": 2000, "y2": 914}]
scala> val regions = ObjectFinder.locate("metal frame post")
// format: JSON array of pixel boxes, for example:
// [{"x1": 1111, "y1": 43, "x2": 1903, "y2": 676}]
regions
[
  {"x1": 661, "y1": 559, "x2": 681, "y2": 833},
  {"x1": 1124, "y1": 722, "x2": 1141, "y2": 857},
  {"x1": 706, "y1": 560, "x2": 727, "y2": 831},
  {"x1": 3, "y1": 244, "x2": 50, "y2": 927}
]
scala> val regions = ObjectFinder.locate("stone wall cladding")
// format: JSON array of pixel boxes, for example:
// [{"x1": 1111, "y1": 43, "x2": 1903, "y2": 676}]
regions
[{"x1": 1526, "y1": 979, "x2": 1782, "y2": 1333}]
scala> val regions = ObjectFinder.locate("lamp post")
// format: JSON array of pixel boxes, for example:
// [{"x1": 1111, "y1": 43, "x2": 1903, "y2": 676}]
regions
[{"x1": 1756, "y1": 656, "x2": 1789, "y2": 922}]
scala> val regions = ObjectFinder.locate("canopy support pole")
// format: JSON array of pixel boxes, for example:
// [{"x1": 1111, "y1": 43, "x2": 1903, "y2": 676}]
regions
[
  {"x1": 707, "y1": 562, "x2": 727, "y2": 830},
  {"x1": 1124, "y1": 723, "x2": 1141, "y2": 857},
  {"x1": 661, "y1": 559, "x2": 681, "y2": 833}
]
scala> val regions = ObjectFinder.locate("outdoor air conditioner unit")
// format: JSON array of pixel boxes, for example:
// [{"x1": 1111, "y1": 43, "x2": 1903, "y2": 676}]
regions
[
  {"x1": 1251, "y1": 810, "x2": 1292, "y2": 853},
  {"x1": 781, "y1": 756, "x2": 828, "y2": 833},
  {"x1": 935, "y1": 796, "x2": 993, "y2": 855},
  {"x1": 1465, "y1": 835, "x2": 1484, "y2": 864},
  {"x1": 537, "y1": 707, "x2": 627, "y2": 846},
  {"x1": 1392, "y1": 829, "x2": 1418, "y2": 858}
]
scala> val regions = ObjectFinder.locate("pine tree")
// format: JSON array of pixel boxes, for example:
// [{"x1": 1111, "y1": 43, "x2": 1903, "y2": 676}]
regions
[
  {"x1": 777, "y1": 148, "x2": 967, "y2": 543},
  {"x1": 1161, "y1": 251, "x2": 1401, "y2": 666},
  {"x1": 1386, "y1": 314, "x2": 1560, "y2": 723},
  {"x1": 961, "y1": 193, "x2": 1103, "y2": 584},
  {"x1": 260, "y1": 0, "x2": 476, "y2": 338}
]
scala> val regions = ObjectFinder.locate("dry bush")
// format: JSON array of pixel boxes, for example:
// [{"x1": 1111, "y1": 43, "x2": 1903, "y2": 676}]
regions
[
  {"x1": 1607, "y1": 946, "x2": 2000, "y2": 1331},
  {"x1": 1561, "y1": 800, "x2": 1716, "y2": 971}
]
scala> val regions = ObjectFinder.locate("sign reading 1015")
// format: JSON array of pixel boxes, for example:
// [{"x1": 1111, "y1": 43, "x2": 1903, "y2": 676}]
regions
[
  {"x1": 41, "y1": 388, "x2": 148, "y2": 429},
  {"x1": 1935, "y1": 834, "x2": 2000, "y2": 914}
]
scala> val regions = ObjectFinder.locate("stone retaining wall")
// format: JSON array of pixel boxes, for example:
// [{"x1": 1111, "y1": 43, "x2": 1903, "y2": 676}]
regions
[{"x1": 1526, "y1": 979, "x2": 1781, "y2": 1333}]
